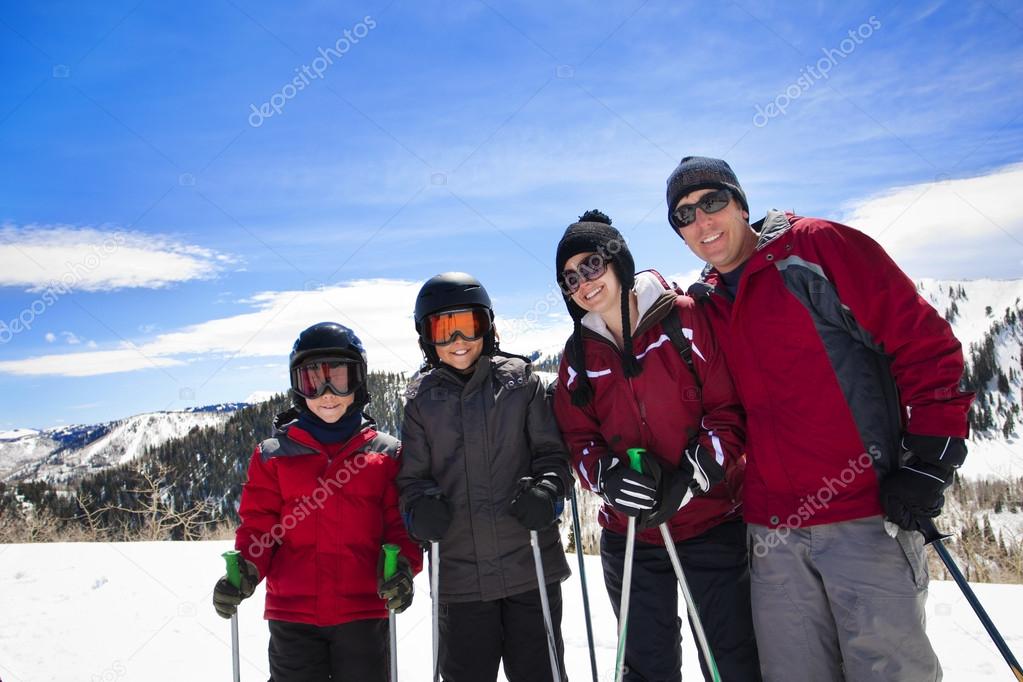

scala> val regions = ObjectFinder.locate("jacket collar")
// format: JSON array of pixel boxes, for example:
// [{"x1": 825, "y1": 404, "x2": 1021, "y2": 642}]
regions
[
  {"x1": 699, "y1": 209, "x2": 794, "y2": 289},
  {"x1": 272, "y1": 411, "x2": 375, "y2": 453},
  {"x1": 423, "y1": 352, "x2": 532, "y2": 393}
]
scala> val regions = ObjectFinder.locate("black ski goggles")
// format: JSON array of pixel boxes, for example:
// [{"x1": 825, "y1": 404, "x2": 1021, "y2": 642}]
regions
[
  {"x1": 670, "y1": 188, "x2": 733, "y2": 230},
  {"x1": 290, "y1": 358, "x2": 364, "y2": 398},
  {"x1": 560, "y1": 254, "x2": 612, "y2": 295},
  {"x1": 421, "y1": 307, "x2": 491, "y2": 346}
]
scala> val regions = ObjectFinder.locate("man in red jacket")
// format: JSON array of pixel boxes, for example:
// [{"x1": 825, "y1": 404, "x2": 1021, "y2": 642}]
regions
[{"x1": 664, "y1": 156, "x2": 974, "y2": 681}]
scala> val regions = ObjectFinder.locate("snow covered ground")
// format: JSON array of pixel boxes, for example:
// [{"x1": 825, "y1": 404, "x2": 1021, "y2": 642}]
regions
[{"x1": 1, "y1": 541, "x2": 1021, "y2": 681}]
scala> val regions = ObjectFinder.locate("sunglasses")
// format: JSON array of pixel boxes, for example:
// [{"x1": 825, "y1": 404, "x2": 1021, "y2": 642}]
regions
[
  {"x1": 671, "y1": 188, "x2": 733, "y2": 229},
  {"x1": 561, "y1": 254, "x2": 611, "y2": 295},
  {"x1": 291, "y1": 358, "x2": 364, "y2": 398},
  {"x1": 422, "y1": 307, "x2": 491, "y2": 346}
]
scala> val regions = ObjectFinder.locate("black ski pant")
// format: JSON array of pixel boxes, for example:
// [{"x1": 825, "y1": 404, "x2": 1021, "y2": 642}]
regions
[
  {"x1": 601, "y1": 519, "x2": 761, "y2": 682},
  {"x1": 438, "y1": 582, "x2": 566, "y2": 682},
  {"x1": 267, "y1": 617, "x2": 388, "y2": 682}
]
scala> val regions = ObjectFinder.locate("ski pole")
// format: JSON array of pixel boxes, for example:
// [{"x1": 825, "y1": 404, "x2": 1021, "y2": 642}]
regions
[
  {"x1": 614, "y1": 448, "x2": 644, "y2": 682},
  {"x1": 530, "y1": 529, "x2": 562, "y2": 682},
  {"x1": 431, "y1": 541, "x2": 440, "y2": 682},
  {"x1": 570, "y1": 484, "x2": 599, "y2": 682},
  {"x1": 222, "y1": 550, "x2": 242, "y2": 682},
  {"x1": 382, "y1": 543, "x2": 401, "y2": 682},
  {"x1": 659, "y1": 523, "x2": 721, "y2": 682},
  {"x1": 917, "y1": 518, "x2": 1023, "y2": 681}
]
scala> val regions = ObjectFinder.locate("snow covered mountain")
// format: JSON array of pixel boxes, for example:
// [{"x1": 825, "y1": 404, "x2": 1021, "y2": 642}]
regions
[
  {"x1": 915, "y1": 279, "x2": 1023, "y2": 480},
  {"x1": 0, "y1": 403, "x2": 247, "y2": 484}
]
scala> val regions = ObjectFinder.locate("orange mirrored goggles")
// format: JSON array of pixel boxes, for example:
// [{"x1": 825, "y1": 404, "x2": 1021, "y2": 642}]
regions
[{"x1": 422, "y1": 308, "x2": 491, "y2": 346}]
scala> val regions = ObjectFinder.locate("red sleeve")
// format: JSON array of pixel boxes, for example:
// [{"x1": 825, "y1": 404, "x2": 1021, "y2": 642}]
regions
[
  {"x1": 552, "y1": 345, "x2": 609, "y2": 493},
  {"x1": 234, "y1": 447, "x2": 282, "y2": 579},
  {"x1": 382, "y1": 450, "x2": 423, "y2": 574},
  {"x1": 679, "y1": 299, "x2": 746, "y2": 470},
  {"x1": 801, "y1": 217, "x2": 974, "y2": 437}
]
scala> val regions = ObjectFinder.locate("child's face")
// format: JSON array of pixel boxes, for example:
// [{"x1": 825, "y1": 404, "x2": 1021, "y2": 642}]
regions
[
  {"x1": 436, "y1": 336, "x2": 484, "y2": 372},
  {"x1": 305, "y1": 389, "x2": 355, "y2": 423}
]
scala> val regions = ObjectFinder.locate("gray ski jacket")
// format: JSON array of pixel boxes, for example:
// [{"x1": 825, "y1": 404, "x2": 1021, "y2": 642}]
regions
[{"x1": 397, "y1": 352, "x2": 571, "y2": 603}]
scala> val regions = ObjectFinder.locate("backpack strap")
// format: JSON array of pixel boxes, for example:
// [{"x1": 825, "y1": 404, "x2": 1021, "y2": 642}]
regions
[{"x1": 660, "y1": 305, "x2": 698, "y2": 385}]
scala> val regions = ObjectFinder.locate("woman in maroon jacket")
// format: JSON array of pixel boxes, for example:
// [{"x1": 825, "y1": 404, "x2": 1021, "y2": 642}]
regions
[
  {"x1": 211, "y1": 322, "x2": 422, "y2": 682},
  {"x1": 552, "y1": 211, "x2": 760, "y2": 682}
]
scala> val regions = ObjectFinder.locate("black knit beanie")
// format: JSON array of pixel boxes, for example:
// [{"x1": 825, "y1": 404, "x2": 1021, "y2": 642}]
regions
[
  {"x1": 665, "y1": 156, "x2": 749, "y2": 230},
  {"x1": 555, "y1": 210, "x2": 641, "y2": 407}
]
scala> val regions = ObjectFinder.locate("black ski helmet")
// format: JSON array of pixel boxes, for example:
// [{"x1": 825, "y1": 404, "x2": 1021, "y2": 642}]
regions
[
  {"x1": 289, "y1": 322, "x2": 369, "y2": 408},
  {"x1": 414, "y1": 272, "x2": 496, "y2": 364}
]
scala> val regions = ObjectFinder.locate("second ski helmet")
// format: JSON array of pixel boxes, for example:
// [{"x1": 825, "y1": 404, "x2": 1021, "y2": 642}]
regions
[{"x1": 414, "y1": 272, "x2": 496, "y2": 362}]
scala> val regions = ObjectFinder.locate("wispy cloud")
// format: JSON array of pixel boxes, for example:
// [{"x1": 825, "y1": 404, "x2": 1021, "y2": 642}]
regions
[
  {"x1": 0, "y1": 225, "x2": 232, "y2": 292},
  {"x1": 0, "y1": 279, "x2": 572, "y2": 377},
  {"x1": 838, "y1": 162, "x2": 1023, "y2": 278}
]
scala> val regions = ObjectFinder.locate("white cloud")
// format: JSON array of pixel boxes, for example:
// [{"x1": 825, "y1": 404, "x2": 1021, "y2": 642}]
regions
[
  {"x1": 837, "y1": 162, "x2": 1023, "y2": 277},
  {"x1": 0, "y1": 278, "x2": 574, "y2": 378},
  {"x1": 61, "y1": 331, "x2": 81, "y2": 345},
  {"x1": 0, "y1": 224, "x2": 230, "y2": 292},
  {"x1": 44, "y1": 332, "x2": 56, "y2": 343},
  {"x1": 0, "y1": 349, "x2": 186, "y2": 377}
]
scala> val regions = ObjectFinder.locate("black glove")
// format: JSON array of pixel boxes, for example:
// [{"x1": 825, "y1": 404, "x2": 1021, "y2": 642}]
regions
[
  {"x1": 377, "y1": 550, "x2": 414, "y2": 614},
  {"x1": 677, "y1": 442, "x2": 725, "y2": 494},
  {"x1": 644, "y1": 470, "x2": 694, "y2": 529},
  {"x1": 880, "y1": 434, "x2": 965, "y2": 531},
  {"x1": 509, "y1": 474, "x2": 565, "y2": 530},
  {"x1": 212, "y1": 557, "x2": 259, "y2": 619},
  {"x1": 405, "y1": 488, "x2": 452, "y2": 542},
  {"x1": 598, "y1": 454, "x2": 662, "y2": 521}
]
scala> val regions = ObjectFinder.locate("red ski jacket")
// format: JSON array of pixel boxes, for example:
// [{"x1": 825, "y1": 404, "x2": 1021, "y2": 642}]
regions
[
  {"x1": 692, "y1": 211, "x2": 974, "y2": 529},
  {"x1": 553, "y1": 271, "x2": 746, "y2": 545},
  {"x1": 235, "y1": 417, "x2": 422, "y2": 627}
]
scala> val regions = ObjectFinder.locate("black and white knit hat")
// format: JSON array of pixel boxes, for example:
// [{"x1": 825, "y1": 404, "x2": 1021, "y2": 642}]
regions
[
  {"x1": 665, "y1": 156, "x2": 749, "y2": 229},
  {"x1": 555, "y1": 210, "x2": 640, "y2": 406}
]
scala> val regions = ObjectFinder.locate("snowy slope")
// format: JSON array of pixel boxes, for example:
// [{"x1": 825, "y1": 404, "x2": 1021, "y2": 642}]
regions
[
  {"x1": 916, "y1": 278, "x2": 1022, "y2": 350},
  {"x1": 0, "y1": 406, "x2": 244, "y2": 483},
  {"x1": 915, "y1": 279, "x2": 1023, "y2": 480},
  {"x1": 0, "y1": 540, "x2": 1020, "y2": 682}
]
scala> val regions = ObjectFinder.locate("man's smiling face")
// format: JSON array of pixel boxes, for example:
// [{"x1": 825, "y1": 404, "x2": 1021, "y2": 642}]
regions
[{"x1": 674, "y1": 188, "x2": 755, "y2": 273}]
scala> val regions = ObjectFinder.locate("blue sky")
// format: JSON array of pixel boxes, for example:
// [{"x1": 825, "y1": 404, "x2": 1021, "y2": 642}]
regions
[{"x1": 1, "y1": 0, "x2": 1022, "y2": 429}]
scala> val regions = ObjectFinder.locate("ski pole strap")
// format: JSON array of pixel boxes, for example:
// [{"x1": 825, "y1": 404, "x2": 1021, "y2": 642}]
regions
[
  {"x1": 222, "y1": 550, "x2": 241, "y2": 589},
  {"x1": 382, "y1": 543, "x2": 400, "y2": 581},
  {"x1": 625, "y1": 448, "x2": 644, "y2": 473}
]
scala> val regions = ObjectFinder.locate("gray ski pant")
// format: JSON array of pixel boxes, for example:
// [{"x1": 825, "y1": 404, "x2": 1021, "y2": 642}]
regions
[{"x1": 748, "y1": 515, "x2": 940, "y2": 682}]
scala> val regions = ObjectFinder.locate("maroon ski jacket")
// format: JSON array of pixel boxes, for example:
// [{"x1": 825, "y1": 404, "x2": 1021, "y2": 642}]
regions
[
  {"x1": 235, "y1": 417, "x2": 422, "y2": 626},
  {"x1": 553, "y1": 271, "x2": 746, "y2": 545},
  {"x1": 692, "y1": 211, "x2": 974, "y2": 529}
]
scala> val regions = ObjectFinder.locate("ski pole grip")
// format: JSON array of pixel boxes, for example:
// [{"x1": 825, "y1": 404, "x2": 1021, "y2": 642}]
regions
[
  {"x1": 916, "y1": 517, "x2": 951, "y2": 545},
  {"x1": 625, "y1": 448, "x2": 645, "y2": 474},
  {"x1": 382, "y1": 543, "x2": 401, "y2": 580},
  {"x1": 222, "y1": 549, "x2": 241, "y2": 590}
]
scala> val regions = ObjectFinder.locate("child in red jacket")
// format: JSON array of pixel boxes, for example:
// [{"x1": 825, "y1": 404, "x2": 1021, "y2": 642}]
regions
[{"x1": 212, "y1": 322, "x2": 421, "y2": 681}]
